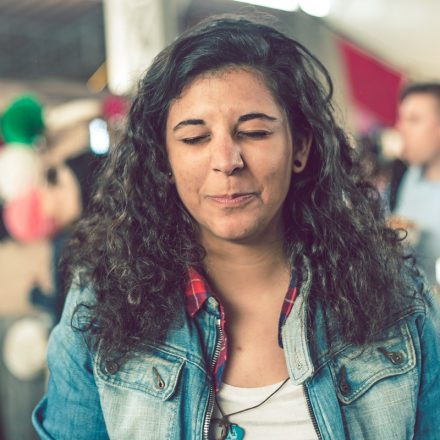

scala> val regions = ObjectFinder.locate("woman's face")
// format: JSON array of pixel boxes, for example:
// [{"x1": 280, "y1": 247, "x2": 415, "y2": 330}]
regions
[{"x1": 165, "y1": 68, "x2": 309, "y2": 246}]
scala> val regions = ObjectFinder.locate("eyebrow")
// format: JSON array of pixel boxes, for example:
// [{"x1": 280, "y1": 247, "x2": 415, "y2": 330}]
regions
[
  {"x1": 238, "y1": 112, "x2": 278, "y2": 123},
  {"x1": 173, "y1": 112, "x2": 278, "y2": 132},
  {"x1": 173, "y1": 119, "x2": 205, "y2": 132}
]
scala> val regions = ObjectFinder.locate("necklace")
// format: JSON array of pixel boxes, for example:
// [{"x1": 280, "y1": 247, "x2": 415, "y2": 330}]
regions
[{"x1": 211, "y1": 377, "x2": 289, "y2": 440}]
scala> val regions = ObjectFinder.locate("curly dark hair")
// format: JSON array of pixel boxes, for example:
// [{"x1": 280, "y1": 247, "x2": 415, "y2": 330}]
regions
[{"x1": 64, "y1": 15, "x2": 411, "y2": 364}]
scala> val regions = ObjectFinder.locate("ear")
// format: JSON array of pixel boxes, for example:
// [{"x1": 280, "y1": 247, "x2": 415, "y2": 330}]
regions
[{"x1": 292, "y1": 133, "x2": 313, "y2": 173}]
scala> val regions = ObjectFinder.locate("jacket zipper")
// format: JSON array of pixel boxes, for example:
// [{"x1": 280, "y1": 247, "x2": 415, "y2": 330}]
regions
[
  {"x1": 203, "y1": 318, "x2": 223, "y2": 440},
  {"x1": 303, "y1": 383, "x2": 322, "y2": 440}
]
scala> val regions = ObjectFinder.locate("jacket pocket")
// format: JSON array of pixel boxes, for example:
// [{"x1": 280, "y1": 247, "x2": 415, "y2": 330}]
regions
[
  {"x1": 331, "y1": 321, "x2": 416, "y2": 405},
  {"x1": 95, "y1": 346, "x2": 184, "y2": 401}
]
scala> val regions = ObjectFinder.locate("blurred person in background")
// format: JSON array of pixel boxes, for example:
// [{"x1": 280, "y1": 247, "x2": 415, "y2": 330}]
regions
[
  {"x1": 29, "y1": 152, "x2": 104, "y2": 324},
  {"x1": 32, "y1": 16, "x2": 439, "y2": 439},
  {"x1": 356, "y1": 133, "x2": 393, "y2": 197},
  {"x1": 390, "y1": 83, "x2": 440, "y2": 286}
]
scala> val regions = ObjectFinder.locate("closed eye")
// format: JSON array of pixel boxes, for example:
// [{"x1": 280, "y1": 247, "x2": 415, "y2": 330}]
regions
[
  {"x1": 238, "y1": 131, "x2": 272, "y2": 139},
  {"x1": 182, "y1": 135, "x2": 210, "y2": 145},
  {"x1": 181, "y1": 131, "x2": 271, "y2": 144}
]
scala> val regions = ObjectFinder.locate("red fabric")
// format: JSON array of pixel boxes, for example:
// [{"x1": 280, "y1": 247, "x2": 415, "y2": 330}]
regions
[
  {"x1": 3, "y1": 188, "x2": 58, "y2": 242},
  {"x1": 185, "y1": 267, "x2": 298, "y2": 393},
  {"x1": 102, "y1": 95, "x2": 128, "y2": 122},
  {"x1": 338, "y1": 38, "x2": 404, "y2": 127},
  {"x1": 185, "y1": 267, "x2": 228, "y2": 393}
]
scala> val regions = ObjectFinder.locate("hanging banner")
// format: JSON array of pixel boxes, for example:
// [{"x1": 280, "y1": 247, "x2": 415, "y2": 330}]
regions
[{"x1": 337, "y1": 38, "x2": 404, "y2": 128}]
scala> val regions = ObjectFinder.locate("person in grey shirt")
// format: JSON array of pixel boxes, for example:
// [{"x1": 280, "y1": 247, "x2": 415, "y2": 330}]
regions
[{"x1": 393, "y1": 83, "x2": 440, "y2": 285}]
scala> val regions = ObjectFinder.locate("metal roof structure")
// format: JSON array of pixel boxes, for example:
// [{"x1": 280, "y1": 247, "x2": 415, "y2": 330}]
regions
[{"x1": 0, "y1": 0, "x2": 105, "y2": 81}]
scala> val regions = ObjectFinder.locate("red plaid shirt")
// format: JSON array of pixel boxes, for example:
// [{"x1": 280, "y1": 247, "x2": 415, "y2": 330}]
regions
[{"x1": 185, "y1": 267, "x2": 298, "y2": 393}]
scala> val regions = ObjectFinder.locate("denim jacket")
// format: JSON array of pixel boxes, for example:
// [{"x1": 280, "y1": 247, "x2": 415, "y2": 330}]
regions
[{"x1": 33, "y1": 266, "x2": 440, "y2": 439}]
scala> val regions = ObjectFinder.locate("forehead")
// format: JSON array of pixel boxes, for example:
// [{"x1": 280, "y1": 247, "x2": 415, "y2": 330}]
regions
[
  {"x1": 184, "y1": 66, "x2": 269, "y2": 94},
  {"x1": 400, "y1": 93, "x2": 440, "y2": 116},
  {"x1": 167, "y1": 68, "x2": 283, "y2": 119}
]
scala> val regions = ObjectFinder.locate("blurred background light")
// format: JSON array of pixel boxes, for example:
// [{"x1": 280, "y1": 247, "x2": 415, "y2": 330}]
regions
[
  {"x1": 89, "y1": 118, "x2": 110, "y2": 155},
  {"x1": 231, "y1": 0, "x2": 299, "y2": 12},
  {"x1": 299, "y1": 0, "x2": 332, "y2": 17}
]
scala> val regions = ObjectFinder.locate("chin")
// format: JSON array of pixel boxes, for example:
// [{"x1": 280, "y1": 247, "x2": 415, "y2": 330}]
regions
[
  {"x1": 202, "y1": 221, "x2": 255, "y2": 242},
  {"x1": 216, "y1": 229, "x2": 255, "y2": 242},
  {"x1": 200, "y1": 213, "x2": 282, "y2": 244},
  {"x1": 213, "y1": 222, "x2": 272, "y2": 244}
]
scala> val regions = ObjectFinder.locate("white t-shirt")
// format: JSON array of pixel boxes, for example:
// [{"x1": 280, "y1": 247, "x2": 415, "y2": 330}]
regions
[{"x1": 210, "y1": 379, "x2": 319, "y2": 439}]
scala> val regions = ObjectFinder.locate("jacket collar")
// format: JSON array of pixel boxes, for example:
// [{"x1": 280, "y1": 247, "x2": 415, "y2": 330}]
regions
[{"x1": 281, "y1": 255, "x2": 315, "y2": 384}]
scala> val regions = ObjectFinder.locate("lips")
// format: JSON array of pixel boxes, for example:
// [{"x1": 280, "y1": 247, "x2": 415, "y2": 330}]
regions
[{"x1": 206, "y1": 193, "x2": 256, "y2": 207}]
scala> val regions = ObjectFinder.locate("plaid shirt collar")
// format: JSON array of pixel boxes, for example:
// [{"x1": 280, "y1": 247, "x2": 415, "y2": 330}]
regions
[
  {"x1": 185, "y1": 267, "x2": 213, "y2": 318},
  {"x1": 185, "y1": 266, "x2": 298, "y2": 324}
]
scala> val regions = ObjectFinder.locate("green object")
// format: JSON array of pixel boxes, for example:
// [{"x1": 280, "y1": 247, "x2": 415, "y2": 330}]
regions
[{"x1": 0, "y1": 95, "x2": 44, "y2": 145}]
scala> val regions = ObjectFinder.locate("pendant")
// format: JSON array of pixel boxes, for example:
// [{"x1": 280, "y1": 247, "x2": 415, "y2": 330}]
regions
[{"x1": 225, "y1": 424, "x2": 245, "y2": 440}]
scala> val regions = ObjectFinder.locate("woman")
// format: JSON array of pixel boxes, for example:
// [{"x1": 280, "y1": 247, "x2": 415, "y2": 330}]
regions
[{"x1": 33, "y1": 16, "x2": 440, "y2": 439}]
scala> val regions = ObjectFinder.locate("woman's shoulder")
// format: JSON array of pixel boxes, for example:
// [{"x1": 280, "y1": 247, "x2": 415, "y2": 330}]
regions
[
  {"x1": 62, "y1": 273, "x2": 97, "y2": 321},
  {"x1": 401, "y1": 263, "x2": 437, "y2": 308},
  {"x1": 34, "y1": 275, "x2": 108, "y2": 440},
  {"x1": 49, "y1": 273, "x2": 98, "y2": 358},
  {"x1": 395, "y1": 264, "x2": 440, "y2": 337}
]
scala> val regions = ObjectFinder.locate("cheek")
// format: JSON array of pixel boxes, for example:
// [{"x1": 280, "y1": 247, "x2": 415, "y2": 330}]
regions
[
  {"x1": 260, "y1": 160, "x2": 292, "y2": 201},
  {"x1": 417, "y1": 125, "x2": 438, "y2": 148},
  {"x1": 168, "y1": 149, "x2": 197, "y2": 199},
  {"x1": 173, "y1": 170, "x2": 203, "y2": 211}
]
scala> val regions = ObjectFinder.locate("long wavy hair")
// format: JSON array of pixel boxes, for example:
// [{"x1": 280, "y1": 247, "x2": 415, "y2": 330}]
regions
[{"x1": 64, "y1": 15, "x2": 412, "y2": 364}]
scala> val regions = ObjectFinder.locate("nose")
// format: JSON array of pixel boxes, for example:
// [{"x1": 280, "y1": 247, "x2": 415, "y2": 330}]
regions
[{"x1": 210, "y1": 134, "x2": 244, "y2": 175}]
